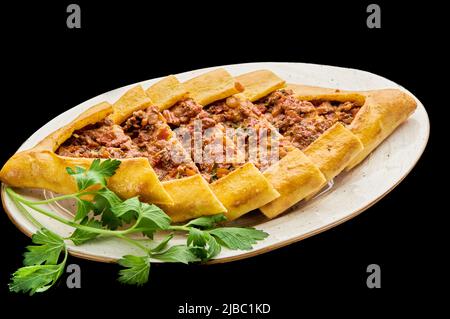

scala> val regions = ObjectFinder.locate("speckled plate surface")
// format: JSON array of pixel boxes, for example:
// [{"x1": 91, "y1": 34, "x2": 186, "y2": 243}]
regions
[{"x1": 1, "y1": 62, "x2": 430, "y2": 263}]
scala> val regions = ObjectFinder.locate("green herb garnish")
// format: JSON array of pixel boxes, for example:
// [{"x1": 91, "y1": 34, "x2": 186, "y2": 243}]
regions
[
  {"x1": 9, "y1": 229, "x2": 67, "y2": 295},
  {"x1": 6, "y1": 159, "x2": 268, "y2": 294}
]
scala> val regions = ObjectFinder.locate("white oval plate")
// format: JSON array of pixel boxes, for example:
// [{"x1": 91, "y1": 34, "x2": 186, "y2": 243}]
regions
[{"x1": 1, "y1": 62, "x2": 429, "y2": 264}]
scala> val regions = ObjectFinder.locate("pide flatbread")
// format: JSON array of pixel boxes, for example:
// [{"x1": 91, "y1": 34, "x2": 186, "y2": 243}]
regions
[{"x1": 0, "y1": 68, "x2": 417, "y2": 222}]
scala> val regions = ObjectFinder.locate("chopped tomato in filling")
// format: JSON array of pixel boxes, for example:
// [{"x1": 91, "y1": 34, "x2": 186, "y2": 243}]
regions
[
  {"x1": 255, "y1": 89, "x2": 361, "y2": 150},
  {"x1": 57, "y1": 107, "x2": 198, "y2": 182}
]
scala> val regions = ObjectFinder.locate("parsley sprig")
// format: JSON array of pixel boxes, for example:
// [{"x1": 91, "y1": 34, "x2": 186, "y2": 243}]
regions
[
  {"x1": 6, "y1": 159, "x2": 268, "y2": 294},
  {"x1": 9, "y1": 229, "x2": 68, "y2": 295}
]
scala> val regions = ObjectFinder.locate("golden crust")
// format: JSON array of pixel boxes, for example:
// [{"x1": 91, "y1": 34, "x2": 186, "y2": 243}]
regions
[
  {"x1": 0, "y1": 150, "x2": 78, "y2": 194},
  {"x1": 0, "y1": 150, "x2": 174, "y2": 206},
  {"x1": 304, "y1": 123, "x2": 364, "y2": 181},
  {"x1": 235, "y1": 70, "x2": 286, "y2": 102},
  {"x1": 110, "y1": 85, "x2": 153, "y2": 124},
  {"x1": 0, "y1": 150, "x2": 173, "y2": 204},
  {"x1": 146, "y1": 75, "x2": 188, "y2": 111},
  {"x1": 347, "y1": 89, "x2": 417, "y2": 169},
  {"x1": 210, "y1": 163, "x2": 280, "y2": 221},
  {"x1": 184, "y1": 68, "x2": 244, "y2": 106},
  {"x1": 35, "y1": 102, "x2": 113, "y2": 151},
  {"x1": 287, "y1": 84, "x2": 417, "y2": 169},
  {"x1": 107, "y1": 158, "x2": 173, "y2": 205},
  {"x1": 259, "y1": 148, "x2": 326, "y2": 218},
  {"x1": 286, "y1": 84, "x2": 366, "y2": 106},
  {"x1": 160, "y1": 175, "x2": 226, "y2": 222}
]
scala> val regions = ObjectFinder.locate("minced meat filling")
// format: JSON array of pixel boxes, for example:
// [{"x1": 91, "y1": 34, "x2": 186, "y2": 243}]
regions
[
  {"x1": 205, "y1": 96, "x2": 258, "y2": 125},
  {"x1": 57, "y1": 118, "x2": 141, "y2": 159},
  {"x1": 58, "y1": 88, "x2": 361, "y2": 183},
  {"x1": 57, "y1": 107, "x2": 198, "y2": 182},
  {"x1": 255, "y1": 89, "x2": 361, "y2": 150},
  {"x1": 121, "y1": 106, "x2": 198, "y2": 181},
  {"x1": 195, "y1": 126, "x2": 241, "y2": 183},
  {"x1": 162, "y1": 98, "x2": 203, "y2": 126},
  {"x1": 163, "y1": 98, "x2": 241, "y2": 182},
  {"x1": 205, "y1": 97, "x2": 294, "y2": 170}
]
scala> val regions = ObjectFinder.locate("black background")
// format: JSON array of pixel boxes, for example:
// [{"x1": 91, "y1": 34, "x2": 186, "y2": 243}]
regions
[{"x1": 0, "y1": 1, "x2": 444, "y2": 317}]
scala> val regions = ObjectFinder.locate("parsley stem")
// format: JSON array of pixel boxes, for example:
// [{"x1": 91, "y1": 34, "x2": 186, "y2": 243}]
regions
[
  {"x1": 168, "y1": 225, "x2": 190, "y2": 232},
  {"x1": 27, "y1": 204, "x2": 117, "y2": 235},
  {"x1": 122, "y1": 227, "x2": 152, "y2": 234},
  {"x1": 6, "y1": 188, "x2": 127, "y2": 236},
  {"x1": 6, "y1": 187, "x2": 187, "y2": 260},
  {"x1": 6, "y1": 187, "x2": 152, "y2": 240},
  {"x1": 120, "y1": 214, "x2": 143, "y2": 235},
  {"x1": 7, "y1": 187, "x2": 155, "y2": 259},
  {"x1": 7, "y1": 191, "x2": 44, "y2": 230},
  {"x1": 29, "y1": 191, "x2": 98, "y2": 205},
  {"x1": 57, "y1": 247, "x2": 69, "y2": 276}
]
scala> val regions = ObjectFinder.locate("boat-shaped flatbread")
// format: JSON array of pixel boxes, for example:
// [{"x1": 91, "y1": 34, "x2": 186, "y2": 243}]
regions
[{"x1": 0, "y1": 68, "x2": 416, "y2": 222}]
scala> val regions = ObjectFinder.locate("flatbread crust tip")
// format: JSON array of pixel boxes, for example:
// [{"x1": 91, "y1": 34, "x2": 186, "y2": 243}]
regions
[
  {"x1": 0, "y1": 100, "x2": 174, "y2": 205},
  {"x1": 259, "y1": 148, "x2": 326, "y2": 218},
  {"x1": 287, "y1": 84, "x2": 417, "y2": 170}
]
